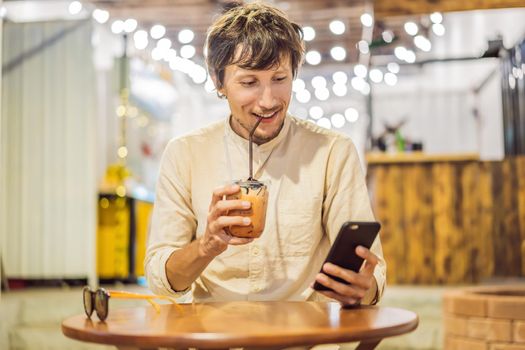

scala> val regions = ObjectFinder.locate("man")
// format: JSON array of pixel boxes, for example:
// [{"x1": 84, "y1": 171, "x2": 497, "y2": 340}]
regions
[{"x1": 145, "y1": 2, "x2": 386, "y2": 306}]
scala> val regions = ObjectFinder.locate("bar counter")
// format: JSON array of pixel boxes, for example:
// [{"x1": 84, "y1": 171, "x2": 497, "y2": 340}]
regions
[{"x1": 365, "y1": 153, "x2": 525, "y2": 284}]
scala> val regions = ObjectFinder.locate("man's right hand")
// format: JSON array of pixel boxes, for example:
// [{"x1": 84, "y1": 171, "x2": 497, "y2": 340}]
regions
[{"x1": 199, "y1": 184, "x2": 254, "y2": 257}]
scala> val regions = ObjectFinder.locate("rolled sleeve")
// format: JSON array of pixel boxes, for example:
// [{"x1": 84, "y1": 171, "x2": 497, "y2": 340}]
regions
[
  {"x1": 323, "y1": 136, "x2": 387, "y2": 304},
  {"x1": 144, "y1": 138, "x2": 196, "y2": 297},
  {"x1": 145, "y1": 246, "x2": 190, "y2": 297}
]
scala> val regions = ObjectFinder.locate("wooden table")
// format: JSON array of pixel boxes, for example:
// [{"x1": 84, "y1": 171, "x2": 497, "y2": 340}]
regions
[{"x1": 62, "y1": 301, "x2": 418, "y2": 350}]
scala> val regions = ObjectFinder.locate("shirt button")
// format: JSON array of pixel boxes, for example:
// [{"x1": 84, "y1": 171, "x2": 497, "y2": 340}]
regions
[
  {"x1": 252, "y1": 285, "x2": 262, "y2": 292},
  {"x1": 252, "y1": 246, "x2": 260, "y2": 256}
]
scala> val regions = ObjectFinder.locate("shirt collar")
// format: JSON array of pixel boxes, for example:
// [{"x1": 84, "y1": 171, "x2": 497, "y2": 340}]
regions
[{"x1": 224, "y1": 114, "x2": 291, "y2": 153}]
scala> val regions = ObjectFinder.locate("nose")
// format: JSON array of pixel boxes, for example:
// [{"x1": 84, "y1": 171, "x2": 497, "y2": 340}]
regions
[{"x1": 258, "y1": 85, "x2": 277, "y2": 111}]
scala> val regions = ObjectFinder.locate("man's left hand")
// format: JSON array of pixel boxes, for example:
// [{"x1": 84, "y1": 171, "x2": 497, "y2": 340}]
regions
[{"x1": 314, "y1": 246, "x2": 378, "y2": 306}]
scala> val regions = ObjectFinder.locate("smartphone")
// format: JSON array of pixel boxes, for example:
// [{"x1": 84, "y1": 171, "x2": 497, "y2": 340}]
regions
[{"x1": 313, "y1": 221, "x2": 381, "y2": 292}]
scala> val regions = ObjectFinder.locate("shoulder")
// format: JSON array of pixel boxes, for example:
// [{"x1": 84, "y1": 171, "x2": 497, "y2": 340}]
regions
[
  {"x1": 288, "y1": 115, "x2": 356, "y2": 150},
  {"x1": 165, "y1": 119, "x2": 225, "y2": 154}
]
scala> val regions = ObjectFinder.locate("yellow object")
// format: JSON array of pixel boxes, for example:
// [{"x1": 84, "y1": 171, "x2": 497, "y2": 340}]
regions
[
  {"x1": 97, "y1": 196, "x2": 130, "y2": 278},
  {"x1": 99, "y1": 164, "x2": 132, "y2": 194},
  {"x1": 135, "y1": 200, "x2": 153, "y2": 276}
]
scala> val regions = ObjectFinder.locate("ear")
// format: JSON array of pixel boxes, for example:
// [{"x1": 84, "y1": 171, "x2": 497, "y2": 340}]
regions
[{"x1": 210, "y1": 73, "x2": 225, "y2": 97}]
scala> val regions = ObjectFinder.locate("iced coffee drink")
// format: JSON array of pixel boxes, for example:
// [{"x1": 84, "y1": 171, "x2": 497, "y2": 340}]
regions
[{"x1": 226, "y1": 180, "x2": 268, "y2": 238}]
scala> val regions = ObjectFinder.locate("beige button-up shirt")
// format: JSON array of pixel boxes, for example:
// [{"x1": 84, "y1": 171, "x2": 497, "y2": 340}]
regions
[{"x1": 145, "y1": 115, "x2": 386, "y2": 303}]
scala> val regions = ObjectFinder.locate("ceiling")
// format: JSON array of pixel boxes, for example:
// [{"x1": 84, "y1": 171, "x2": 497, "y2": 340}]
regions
[
  {"x1": 85, "y1": 0, "x2": 525, "y2": 63},
  {"x1": 7, "y1": 0, "x2": 521, "y2": 64}
]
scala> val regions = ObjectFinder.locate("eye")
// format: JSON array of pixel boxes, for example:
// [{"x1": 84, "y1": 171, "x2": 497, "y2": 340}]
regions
[
  {"x1": 240, "y1": 80, "x2": 256, "y2": 87},
  {"x1": 274, "y1": 76, "x2": 287, "y2": 82}
]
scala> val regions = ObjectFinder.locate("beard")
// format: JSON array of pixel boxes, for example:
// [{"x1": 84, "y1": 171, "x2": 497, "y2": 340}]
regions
[{"x1": 231, "y1": 114, "x2": 285, "y2": 145}]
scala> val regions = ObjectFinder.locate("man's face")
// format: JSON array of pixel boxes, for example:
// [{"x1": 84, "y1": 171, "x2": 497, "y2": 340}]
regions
[{"x1": 218, "y1": 56, "x2": 293, "y2": 145}]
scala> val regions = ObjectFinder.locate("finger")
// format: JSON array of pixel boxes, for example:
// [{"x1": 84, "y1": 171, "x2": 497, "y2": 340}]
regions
[
  {"x1": 228, "y1": 237, "x2": 254, "y2": 245},
  {"x1": 315, "y1": 273, "x2": 366, "y2": 300},
  {"x1": 210, "y1": 184, "x2": 240, "y2": 208},
  {"x1": 209, "y1": 216, "x2": 251, "y2": 233},
  {"x1": 322, "y1": 263, "x2": 372, "y2": 290},
  {"x1": 211, "y1": 199, "x2": 251, "y2": 218},
  {"x1": 356, "y1": 246, "x2": 378, "y2": 274}
]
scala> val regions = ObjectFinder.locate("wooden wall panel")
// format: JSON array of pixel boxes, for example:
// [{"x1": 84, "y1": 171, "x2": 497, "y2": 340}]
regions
[
  {"x1": 477, "y1": 162, "x2": 495, "y2": 281},
  {"x1": 370, "y1": 165, "x2": 406, "y2": 284},
  {"x1": 517, "y1": 157, "x2": 525, "y2": 276},
  {"x1": 502, "y1": 159, "x2": 522, "y2": 276},
  {"x1": 403, "y1": 165, "x2": 435, "y2": 284},
  {"x1": 367, "y1": 155, "x2": 525, "y2": 284},
  {"x1": 460, "y1": 162, "x2": 480, "y2": 283},
  {"x1": 432, "y1": 163, "x2": 467, "y2": 284}
]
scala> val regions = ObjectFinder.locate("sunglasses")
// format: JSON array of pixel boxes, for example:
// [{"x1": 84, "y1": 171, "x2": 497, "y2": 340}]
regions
[{"x1": 82, "y1": 286, "x2": 183, "y2": 321}]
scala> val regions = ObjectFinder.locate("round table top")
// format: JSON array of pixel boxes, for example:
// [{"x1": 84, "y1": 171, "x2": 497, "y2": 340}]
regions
[{"x1": 62, "y1": 301, "x2": 418, "y2": 349}]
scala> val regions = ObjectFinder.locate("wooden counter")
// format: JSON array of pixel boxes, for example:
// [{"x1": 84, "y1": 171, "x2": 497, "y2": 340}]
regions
[
  {"x1": 366, "y1": 154, "x2": 525, "y2": 284},
  {"x1": 366, "y1": 152, "x2": 479, "y2": 164}
]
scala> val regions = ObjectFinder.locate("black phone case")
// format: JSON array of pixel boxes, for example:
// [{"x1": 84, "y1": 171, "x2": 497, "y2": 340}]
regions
[{"x1": 313, "y1": 221, "x2": 381, "y2": 292}]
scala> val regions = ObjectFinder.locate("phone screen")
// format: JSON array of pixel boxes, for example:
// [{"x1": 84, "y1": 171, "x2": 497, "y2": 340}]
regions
[{"x1": 313, "y1": 221, "x2": 380, "y2": 292}]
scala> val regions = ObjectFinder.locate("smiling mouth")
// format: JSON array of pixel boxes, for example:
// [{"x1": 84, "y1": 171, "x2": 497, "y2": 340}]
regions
[{"x1": 252, "y1": 109, "x2": 280, "y2": 120}]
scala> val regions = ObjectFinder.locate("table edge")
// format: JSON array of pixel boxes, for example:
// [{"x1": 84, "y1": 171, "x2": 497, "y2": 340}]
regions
[{"x1": 62, "y1": 305, "x2": 419, "y2": 348}]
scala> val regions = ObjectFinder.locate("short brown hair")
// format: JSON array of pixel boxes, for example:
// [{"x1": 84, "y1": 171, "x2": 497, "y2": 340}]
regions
[{"x1": 205, "y1": 2, "x2": 304, "y2": 90}]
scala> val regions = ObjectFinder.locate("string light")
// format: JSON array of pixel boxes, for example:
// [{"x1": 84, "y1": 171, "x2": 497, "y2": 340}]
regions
[
  {"x1": 369, "y1": 69, "x2": 383, "y2": 83},
  {"x1": 292, "y1": 78, "x2": 306, "y2": 92},
  {"x1": 404, "y1": 50, "x2": 416, "y2": 63},
  {"x1": 157, "y1": 38, "x2": 172, "y2": 50},
  {"x1": 305, "y1": 50, "x2": 322, "y2": 65},
  {"x1": 68, "y1": 1, "x2": 82, "y2": 15},
  {"x1": 358, "y1": 40, "x2": 369, "y2": 54},
  {"x1": 204, "y1": 78, "x2": 216, "y2": 93},
  {"x1": 332, "y1": 71, "x2": 348, "y2": 85},
  {"x1": 133, "y1": 30, "x2": 148, "y2": 50},
  {"x1": 414, "y1": 35, "x2": 432, "y2": 52},
  {"x1": 317, "y1": 118, "x2": 332, "y2": 129},
  {"x1": 311, "y1": 76, "x2": 327, "y2": 89},
  {"x1": 150, "y1": 24, "x2": 166, "y2": 39},
  {"x1": 117, "y1": 146, "x2": 128, "y2": 158},
  {"x1": 345, "y1": 108, "x2": 359, "y2": 123},
  {"x1": 330, "y1": 46, "x2": 346, "y2": 61},
  {"x1": 332, "y1": 84, "x2": 347, "y2": 97},
  {"x1": 331, "y1": 113, "x2": 345, "y2": 128},
  {"x1": 314, "y1": 87, "x2": 330, "y2": 101},
  {"x1": 309, "y1": 106, "x2": 324, "y2": 120},
  {"x1": 384, "y1": 72, "x2": 398, "y2": 86},
  {"x1": 395, "y1": 46, "x2": 407, "y2": 60},
  {"x1": 295, "y1": 89, "x2": 311, "y2": 103},
  {"x1": 360, "y1": 82, "x2": 371, "y2": 95},
  {"x1": 123, "y1": 18, "x2": 137, "y2": 33},
  {"x1": 302, "y1": 26, "x2": 316, "y2": 41},
  {"x1": 329, "y1": 20, "x2": 345, "y2": 35},
  {"x1": 432, "y1": 23, "x2": 445, "y2": 36},
  {"x1": 83, "y1": 1, "x2": 396, "y2": 140},
  {"x1": 387, "y1": 62, "x2": 400, "y2": 74},
  {"x1": 404, "y1": 22, "x2": 419, "y2": 36},
  {"x1": 111, "y1": 20, "x2": 125, "y2": 34},
  {"x1": 354, "y1": 64, "x2": 368, "y2": 78},
  {"x1": 430, "y1": 12, "x2": 443, "y2": 24},
  {"x1": 382, "y1": 30, "x2": 394, "y2": 43},
  {"x1": 351, "y1": 77, "x2": 366, "y2": 91},
  {"x1": 360, "y1": 13, "x2": 374, "y2": 27},
  {"x1": 178, "y1": 29, "x2": 195, "y2": 44},
  {"x1": 180, "y1": 45, "x2": 196, "y2": 59}
]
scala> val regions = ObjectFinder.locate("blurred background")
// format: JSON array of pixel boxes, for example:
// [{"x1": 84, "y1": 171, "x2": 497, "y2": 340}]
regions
[{"x1": 0, "y1": 0, "x2": 524, "y2": 349}]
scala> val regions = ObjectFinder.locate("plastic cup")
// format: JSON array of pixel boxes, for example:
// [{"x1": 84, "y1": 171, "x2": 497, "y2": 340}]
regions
[{"x1": 225, "y1": 180, "x2": 268, "y2": 238}]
